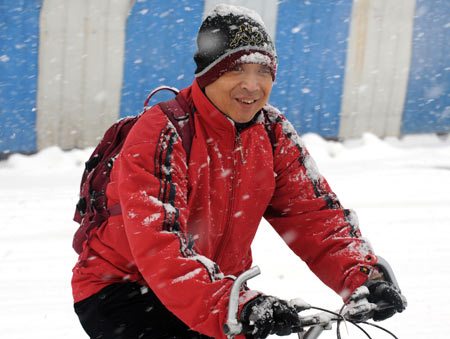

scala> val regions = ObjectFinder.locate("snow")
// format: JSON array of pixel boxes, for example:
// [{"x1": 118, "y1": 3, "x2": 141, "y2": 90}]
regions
[
  {"x1": 288, "y1": 297, "x2": 311, "y2": 311},
  {"x1": 237, "y1": 52, "x2": 272, "y2": 66},
  {"x1": 172, "y1": 268, "x2": 203, "y2": 284},
  {"x1": 1, "y1": 133, "x2": 450, "y2": 338},
  {"x1": 207, "y1": 4, "x2": 266, "y2": 28}
]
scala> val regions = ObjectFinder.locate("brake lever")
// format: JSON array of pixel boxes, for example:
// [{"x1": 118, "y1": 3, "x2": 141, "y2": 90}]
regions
[
  {"x1": 375, "y1": 256, "x2": 401, "y2": 291},
  {"x1": 374, "y1": 256, "x2": 408, "y2": 308}
]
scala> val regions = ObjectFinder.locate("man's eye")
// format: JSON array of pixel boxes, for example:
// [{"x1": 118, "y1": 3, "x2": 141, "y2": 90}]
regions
[
  {"x1": 260, "y1": 67, "x2": 271, "y2": 74},
  {"x1": 232, "y1": 66, "x2": 243, "y2": 72}
]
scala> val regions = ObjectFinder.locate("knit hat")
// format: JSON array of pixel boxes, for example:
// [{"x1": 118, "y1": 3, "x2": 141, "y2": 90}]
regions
[{"x1": 194, "y1": 4, "x2": 278, "y2": 88}]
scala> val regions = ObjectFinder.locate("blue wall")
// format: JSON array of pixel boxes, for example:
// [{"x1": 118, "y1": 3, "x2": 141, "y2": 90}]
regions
[
  {"x1": 402, "y1": 0, "x2": 450, "y2": 134},
  {"x1": 1, "y1": 0, "x2": 449, "y2": 155},
  {"x1": 119, "y1": 0, "x2": 204, "y2": 118},
  {"x1": 271, "y1": 0, "x2": 352, "y2": 138},
  {"x1": 0, "y1": 0, "x2": 41, "y2": 154}
]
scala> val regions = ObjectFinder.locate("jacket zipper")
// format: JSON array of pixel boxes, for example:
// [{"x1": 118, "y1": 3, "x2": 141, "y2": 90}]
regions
[
  {"x1": 235, "y1": 131, "x2": 246, "y2": 164},
  {"x1": 213, "y1": 130, "x2": 242, "y2": 263}
]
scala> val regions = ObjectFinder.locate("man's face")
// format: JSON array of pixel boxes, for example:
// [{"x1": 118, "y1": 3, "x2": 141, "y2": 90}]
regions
[{"x1": 205, "y1": 63, "x2": 274, "y2": 123}]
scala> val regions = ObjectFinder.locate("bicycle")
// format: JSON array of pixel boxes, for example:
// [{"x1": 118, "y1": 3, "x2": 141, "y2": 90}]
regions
[{"x1": 223, "y1": 257, "x2": 407, "y2": 339}]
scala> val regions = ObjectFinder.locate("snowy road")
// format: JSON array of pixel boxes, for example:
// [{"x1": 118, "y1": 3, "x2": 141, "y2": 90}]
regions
[{"x1": 1, "y1": 133, "x2": 449, "y2": 338}]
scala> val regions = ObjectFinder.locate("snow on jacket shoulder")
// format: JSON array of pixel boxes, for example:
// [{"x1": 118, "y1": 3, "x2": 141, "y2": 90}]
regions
[{"x1": 72, "y1": 79, "x2": 376, "y2": 338}]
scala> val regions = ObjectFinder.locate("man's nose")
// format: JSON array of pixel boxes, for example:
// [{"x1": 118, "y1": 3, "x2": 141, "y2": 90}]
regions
[{"x1": 240, "y1": 72, "x2": 260, "y2": 93}]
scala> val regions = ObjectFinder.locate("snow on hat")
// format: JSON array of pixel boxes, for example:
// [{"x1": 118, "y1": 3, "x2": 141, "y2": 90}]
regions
[{"x1": 194, "y1": 4, "x2": 278, "y2": 88}]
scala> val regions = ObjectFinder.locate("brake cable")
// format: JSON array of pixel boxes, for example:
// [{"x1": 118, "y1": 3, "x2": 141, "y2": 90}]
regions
[
  {"x1": 303, "y1": 304, "x2": 399, "y2": 339},
  {"x1": 359, "y1": 321, "x2": 399, "y2": 339},
  {"x1": 308, "y1": 306, "x2": 372, "y2": 339}
]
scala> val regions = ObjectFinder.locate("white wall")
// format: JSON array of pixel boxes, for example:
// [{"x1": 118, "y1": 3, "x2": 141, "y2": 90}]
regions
[
  {"x1": 36, "y1": 0, "x2": 133, "y2": 150},
  {"x1": 339, "y1": 0, "x2": 416, "y2": 138}
]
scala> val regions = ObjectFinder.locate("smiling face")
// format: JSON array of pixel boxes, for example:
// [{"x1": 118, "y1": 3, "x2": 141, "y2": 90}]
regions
[{"x1": 204, "y1": 63, "x2": 274, "y2": 123}]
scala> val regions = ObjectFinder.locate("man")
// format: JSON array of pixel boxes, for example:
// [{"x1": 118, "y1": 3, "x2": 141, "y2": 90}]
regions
[{"x1": 72, "y1": 4, "x2": 406, "y2": 339}]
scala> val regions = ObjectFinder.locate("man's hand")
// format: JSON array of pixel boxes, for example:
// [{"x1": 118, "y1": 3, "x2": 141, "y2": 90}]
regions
[
  {"x1": 364, "y1": 280, "x2": 407, "y2": 321},
  {"x1": 240, "y1": 296, "x2": 302, "y2": 339}
]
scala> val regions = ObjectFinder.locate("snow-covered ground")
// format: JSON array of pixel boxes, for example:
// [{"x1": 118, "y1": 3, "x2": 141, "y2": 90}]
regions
[{"x1": 1, "y1": 133, "x2": 449, "y2": 338}]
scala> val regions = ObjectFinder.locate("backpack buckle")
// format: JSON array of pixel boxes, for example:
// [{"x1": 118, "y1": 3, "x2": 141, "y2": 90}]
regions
[{"x1": 89, "y1": 190, "x2": 104, "y2": 211}]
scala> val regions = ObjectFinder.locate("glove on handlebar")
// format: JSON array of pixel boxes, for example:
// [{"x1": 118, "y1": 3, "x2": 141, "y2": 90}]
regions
[
  {"x1": 365, "y1": 280, "x2": 406, "y2": 321},
  {"x1": 240, "y1": 295, "x2": 302, "y2": 339}
]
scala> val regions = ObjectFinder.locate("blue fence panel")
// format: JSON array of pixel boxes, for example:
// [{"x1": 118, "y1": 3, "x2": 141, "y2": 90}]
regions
[
  {"x1": 272, "y1": 0, "x2": 352, "y2": 138},
  {"x1": 402, "y1": 0, "x2": 450, "y2": 134},
  {"x1": 0, "y1": 0, "x2": 41, "y2": 154},
  {"x1": 120, "y1": 0, "x2": 204, "y2": 118}
]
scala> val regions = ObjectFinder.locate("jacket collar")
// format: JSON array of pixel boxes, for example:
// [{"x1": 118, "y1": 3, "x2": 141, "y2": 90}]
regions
[{"x1": 190, "y1": 79, "x2": 236, "y2": 137}]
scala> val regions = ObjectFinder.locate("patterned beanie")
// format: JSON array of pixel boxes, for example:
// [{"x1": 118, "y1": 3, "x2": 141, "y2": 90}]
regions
[{"x1": 194, "y1": 4, "x2": 278, "y2": 88}]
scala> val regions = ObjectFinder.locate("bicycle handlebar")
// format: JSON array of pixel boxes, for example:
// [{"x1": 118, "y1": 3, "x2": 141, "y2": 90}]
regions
[{"x1": 224, "y1": 256, "x2": 406, "y2": 339}]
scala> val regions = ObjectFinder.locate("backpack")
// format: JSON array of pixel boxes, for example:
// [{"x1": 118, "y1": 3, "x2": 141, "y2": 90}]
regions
[{"x1": 72, "y1": 87, "x2": 194, "y2": 254}]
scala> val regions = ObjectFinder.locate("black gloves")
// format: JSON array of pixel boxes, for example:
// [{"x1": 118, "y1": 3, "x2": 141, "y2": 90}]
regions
[
  {"x1": 240, "y1": 295, "x2": 302, "y2": 339},
  {"x1": 364, "y1": 279, "x2": 407, "y2": 321}
]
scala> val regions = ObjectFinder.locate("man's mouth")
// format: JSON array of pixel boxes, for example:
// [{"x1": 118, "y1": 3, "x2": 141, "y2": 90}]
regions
[{"x1": 236, "y1": 98, "x2": 258, "y2": 105}]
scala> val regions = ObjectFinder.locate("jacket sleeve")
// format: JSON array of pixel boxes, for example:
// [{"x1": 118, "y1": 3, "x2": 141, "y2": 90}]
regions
[
  {"x1": 264, "y1": 114, "x2": 377, "y2": 300},
  {"x1": 114, "y1": 108, "x2": 255, "y2": 338}
]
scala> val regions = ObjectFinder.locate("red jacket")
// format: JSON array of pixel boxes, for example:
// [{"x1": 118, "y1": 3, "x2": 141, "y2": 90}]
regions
[{"x1": 72, "y1": 79, "x2": 377, "y2": 338}]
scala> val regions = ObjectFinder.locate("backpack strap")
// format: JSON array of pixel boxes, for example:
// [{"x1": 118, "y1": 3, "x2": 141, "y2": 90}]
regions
[
  {"x1": 262, "y1": 113, "x2": 277, "y2": 154},
  {"x1": 159, "y1": 93, "x2": 196, "y2": 161},
  {"x1": 144, "y1": 86, "x2": 179, "y2": 110},
  {"x1": 143, "y1": 86, "x2": 195, "y2": 159}
]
